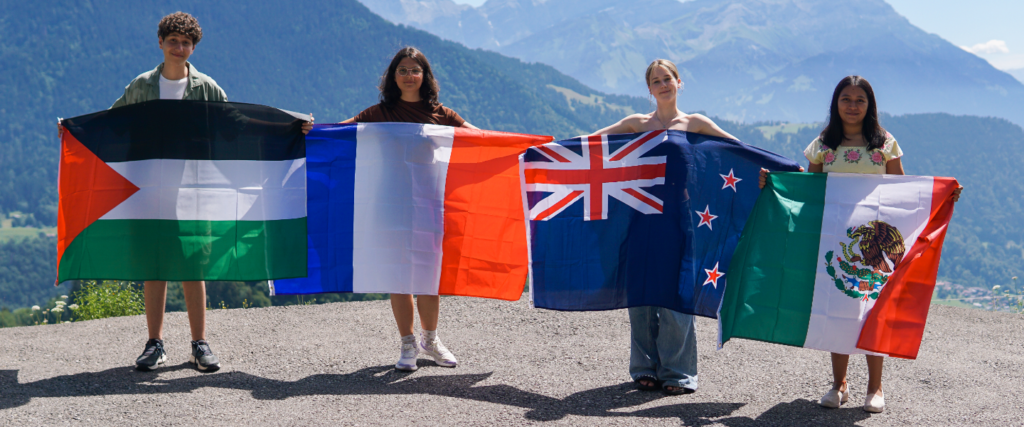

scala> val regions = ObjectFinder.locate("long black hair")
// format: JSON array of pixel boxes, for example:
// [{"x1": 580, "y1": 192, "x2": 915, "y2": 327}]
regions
[
  {"x1": 820, "y1": 76, "x2": 886, "y2": 151},
  {"x1": 378, "y1": 47, "x2": 441, "y2": 109}
]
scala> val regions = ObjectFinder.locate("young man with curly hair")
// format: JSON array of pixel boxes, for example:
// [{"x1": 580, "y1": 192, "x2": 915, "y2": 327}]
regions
[
  {"x1": 112, "y1": 12, "x2": 225, "y2": 108},
  {"x1": 109, "y1": 11, "x2": 224, "y2": 373}
]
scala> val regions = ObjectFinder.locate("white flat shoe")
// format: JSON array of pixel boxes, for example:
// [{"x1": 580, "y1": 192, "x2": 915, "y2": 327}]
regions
[
  {"x1": 819, "y1": 386, "x2": 851, "y2": 408},
  {"x1": 864, "y1": 391, "x2": 885, "y2": 413}
]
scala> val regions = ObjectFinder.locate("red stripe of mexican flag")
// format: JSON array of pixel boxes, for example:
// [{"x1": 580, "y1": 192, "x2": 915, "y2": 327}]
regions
[{"x1": 856, "y1": 177, "x2": 959, "y2": 358}]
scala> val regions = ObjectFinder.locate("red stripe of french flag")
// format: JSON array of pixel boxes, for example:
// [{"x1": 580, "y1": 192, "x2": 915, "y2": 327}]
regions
[{"x1": 437, "y1": 128, "x2": 553, "y2": 300}]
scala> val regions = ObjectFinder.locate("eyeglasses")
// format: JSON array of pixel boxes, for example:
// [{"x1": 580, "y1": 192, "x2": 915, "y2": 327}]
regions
[{"x1": 397, "y1": 67, "x2": 424, "y2": 77}]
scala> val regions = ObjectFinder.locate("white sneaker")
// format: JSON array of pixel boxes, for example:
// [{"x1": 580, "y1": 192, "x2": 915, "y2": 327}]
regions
[
  {"x1": 395, "y1": 341, "x2": 419, "y2": 371},
  {"x1": 819, "y1": 385, "x2": 851, "y2": 408},
  {"x1": 420, "y1": 337, "x2": 457, "y2": 367},
  {"x1": 864, "y1": 391, "x2": 885, "y2": 413}
]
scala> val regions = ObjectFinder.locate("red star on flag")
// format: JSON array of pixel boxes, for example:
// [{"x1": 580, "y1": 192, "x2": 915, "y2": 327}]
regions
[
  {"x1": 696, "y1": 205, "x2": 718, "y2": 230},
  {"x1": 720, "y1": 168, "x2": 742, "y2": 192},
  {"x1": 703, "y1": 262, "x2": 724, "y2": 288}
]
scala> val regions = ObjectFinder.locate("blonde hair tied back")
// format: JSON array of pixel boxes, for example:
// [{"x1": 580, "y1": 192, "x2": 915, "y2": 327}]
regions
[{"x1": 645, "y1": 59, "x2": 680, "y2": 86}]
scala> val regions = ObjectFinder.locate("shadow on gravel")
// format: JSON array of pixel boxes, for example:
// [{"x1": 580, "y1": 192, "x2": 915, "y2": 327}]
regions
[
  {"x1": 715, "y1": 399, "x2": 874, "y2": 426},
  {"x1": 0, "y1": 367, "x2": 870, "y2": 424},
  {"x1": 1, "y1": 365, "x2": 195, "y2": 411}
]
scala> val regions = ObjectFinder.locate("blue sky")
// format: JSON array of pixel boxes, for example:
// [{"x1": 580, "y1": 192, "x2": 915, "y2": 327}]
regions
[
  {"x1": 447, "y1": 0, "x2": 1023, "y2": 71},
  {"x1": 886, "y1": 0, "x2": 1023, "y2": 71}
]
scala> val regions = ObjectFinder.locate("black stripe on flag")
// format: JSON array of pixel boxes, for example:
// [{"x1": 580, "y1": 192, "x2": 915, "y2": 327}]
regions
[{"x1": 61, "y1": 100, "x2": 308, "y2": 162}]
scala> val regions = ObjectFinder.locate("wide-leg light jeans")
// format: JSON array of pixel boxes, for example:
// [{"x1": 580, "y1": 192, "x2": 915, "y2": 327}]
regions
[{"x1": 628, "y1": 306, "x2": 698, "y2": 390}]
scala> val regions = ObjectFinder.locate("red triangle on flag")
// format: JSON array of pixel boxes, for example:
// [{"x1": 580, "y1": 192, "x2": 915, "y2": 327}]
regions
[{"x1": 57, "y1": 131, "x2": 140, "y2": 277}]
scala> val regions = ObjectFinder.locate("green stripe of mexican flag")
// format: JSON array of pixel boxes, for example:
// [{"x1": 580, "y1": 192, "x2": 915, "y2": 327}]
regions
[{"x1": 719, "y1": 172, "x2": 957, "y2": 358}]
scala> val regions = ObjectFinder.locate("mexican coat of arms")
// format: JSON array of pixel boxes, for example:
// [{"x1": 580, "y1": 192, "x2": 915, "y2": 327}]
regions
[{"x1": 824, "y1": 220, "x2": 906, "y2": 300}]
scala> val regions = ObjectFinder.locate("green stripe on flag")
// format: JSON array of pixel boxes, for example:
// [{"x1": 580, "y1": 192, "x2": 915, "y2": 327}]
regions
[
  {"x1": 720, "y1": 172, "x2": 827, "y2": 347},
  {"x1": 58, "y1": 218, "x2": 306, "y2": 282}
]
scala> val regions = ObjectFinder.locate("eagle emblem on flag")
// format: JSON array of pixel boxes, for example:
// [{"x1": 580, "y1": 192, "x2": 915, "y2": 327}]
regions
[{"x1": 825, "y1": 220, "x2": 907, "y2": 301}]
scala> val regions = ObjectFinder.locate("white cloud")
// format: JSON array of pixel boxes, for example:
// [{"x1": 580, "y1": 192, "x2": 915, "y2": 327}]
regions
[
  {"x1": 984, "y1": 53, "x2": 1024, "y2": 71},
  {"x1": 961, "y1": 40, "x2": 1010, "y2": 54}
]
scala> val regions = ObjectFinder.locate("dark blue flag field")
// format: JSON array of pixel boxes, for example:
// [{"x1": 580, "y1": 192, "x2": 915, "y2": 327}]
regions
[{"x1": 522, "y1": 130, "x2": 800, "y2": 318}]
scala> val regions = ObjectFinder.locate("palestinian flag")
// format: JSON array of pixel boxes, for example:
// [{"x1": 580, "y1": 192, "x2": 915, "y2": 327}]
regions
[
  {"x1": 57, "y1": 100, "x2": 310, "y2": 283},
  {"x1": 718, "y1": 172, "x2": 958, "y2": 359}
]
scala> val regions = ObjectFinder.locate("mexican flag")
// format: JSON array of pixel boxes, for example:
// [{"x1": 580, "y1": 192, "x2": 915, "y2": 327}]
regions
[
  {"x1": 719, "y1": 172, "x2": 958, "y2": 359},
  {"x1": 57, "y1": 100, "x2": 310, "y2": 283}
]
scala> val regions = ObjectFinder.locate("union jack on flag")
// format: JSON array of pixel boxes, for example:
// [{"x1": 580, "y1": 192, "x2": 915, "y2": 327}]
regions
[{"x1": 522, "y1": 130, "x2": 668, "y2": 221}]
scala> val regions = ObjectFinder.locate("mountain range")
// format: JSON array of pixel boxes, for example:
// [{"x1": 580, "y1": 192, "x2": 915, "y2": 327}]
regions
[
  {"x1": 0, "y1": 0, "x2": 1021, "y2": 310},
  {"x1": 359, "y1": 0, "x2": 1024, "y2": 126}
]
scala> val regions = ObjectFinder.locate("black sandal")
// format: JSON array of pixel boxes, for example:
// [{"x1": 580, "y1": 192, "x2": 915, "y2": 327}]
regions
[
  {"x1": 662, "y1": 384, "x2": 695, "y2": 395},
  {"x1": 634, "y1": 375, "x2": 661, "y2": 391}
]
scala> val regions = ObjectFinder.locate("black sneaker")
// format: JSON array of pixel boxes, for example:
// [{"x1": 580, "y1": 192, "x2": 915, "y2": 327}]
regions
[
  {"x1": 189, "y1": 340, "x2": 221, "y2": 372},
  {"x1": 135, "y1": 338, "x2": 167, "y2": 371}
]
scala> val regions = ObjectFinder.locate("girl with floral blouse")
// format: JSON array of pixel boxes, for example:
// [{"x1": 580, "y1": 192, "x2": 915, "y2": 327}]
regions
[{"x1": 760, "y1": 75, "x2": 961, "y2": 413}]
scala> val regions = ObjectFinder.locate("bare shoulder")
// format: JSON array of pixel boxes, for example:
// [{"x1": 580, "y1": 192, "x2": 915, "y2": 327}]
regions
[
  {"x1": 594, "y1": 113, "x2": 650, "y2": 135},
  {"x1": 685, "y1": 113, "x2": 716, "y2": 127},
  {"x1": 682, "y1": 113, "x2": 736, "y2": 140},
  {"x1": 622, "y1": 113, "x2": 651, "y2": 127}
]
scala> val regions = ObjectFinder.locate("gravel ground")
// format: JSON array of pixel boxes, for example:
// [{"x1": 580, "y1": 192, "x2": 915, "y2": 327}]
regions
[{"x1": 1, "y1": 298, "x2": 1022, "y2": 426}]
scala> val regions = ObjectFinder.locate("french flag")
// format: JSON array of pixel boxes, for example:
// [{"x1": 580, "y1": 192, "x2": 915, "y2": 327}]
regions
[{"x1": 273, "y1": 123, "x2": 551, "y2": 300}]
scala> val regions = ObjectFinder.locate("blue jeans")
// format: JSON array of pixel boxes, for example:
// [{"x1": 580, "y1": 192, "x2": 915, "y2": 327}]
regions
[{"x1": 628, "y1": 306, "x2": 698, "y2": 390}]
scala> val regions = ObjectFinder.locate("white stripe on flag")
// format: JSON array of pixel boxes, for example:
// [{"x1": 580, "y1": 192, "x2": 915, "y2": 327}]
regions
[
  {"x1": 101, "y1": 159, "x2": 306, "y2": 221},
  {"x1": 804, "y1": 174, "x2": 934, "y2": 355},
  {"x1": 351, "y1": 123, "x2": 455, "y2": 295}
]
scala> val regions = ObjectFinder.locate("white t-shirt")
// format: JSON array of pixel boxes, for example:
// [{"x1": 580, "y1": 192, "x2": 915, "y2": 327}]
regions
[{"x1": 159, "y1": 75, "x2": 189, "y2": 100}]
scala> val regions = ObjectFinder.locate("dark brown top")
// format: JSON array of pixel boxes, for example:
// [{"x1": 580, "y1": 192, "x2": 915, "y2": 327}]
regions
[{"x1": 353, "y1": 100, "x2": 466, "y2": 127}]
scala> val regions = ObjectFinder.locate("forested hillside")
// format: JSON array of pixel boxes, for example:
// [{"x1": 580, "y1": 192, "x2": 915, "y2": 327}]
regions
[
  {"x1": 0, "y1": 0, "x2": 1021, "y2": 315},
  {"x1": 0, "y1": 236, "x2": 69, "y2": 309}
]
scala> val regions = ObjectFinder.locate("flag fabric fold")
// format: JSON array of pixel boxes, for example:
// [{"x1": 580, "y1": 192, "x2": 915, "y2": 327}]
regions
[
  {"x1": 272, "y1": 123, "x2": 552, "y2": 300},
  {"x1": 522, "y1": 130, "x2": 801, "y2": 317},
  {"x1": 718, "y1": 172, "x2": 957, "y2": 359},
  {"x1": 57, "y1": 100, "x2": 310, "y2": 283}
]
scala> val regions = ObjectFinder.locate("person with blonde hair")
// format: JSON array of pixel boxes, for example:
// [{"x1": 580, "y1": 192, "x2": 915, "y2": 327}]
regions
[{"x1": 592, "y1": 59, "x2": 736, "y2": 395}]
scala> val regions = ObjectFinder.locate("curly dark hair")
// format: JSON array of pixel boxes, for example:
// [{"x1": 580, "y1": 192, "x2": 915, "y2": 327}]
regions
[
  {"x1": 379, "y1": 47, "x2": 440, "y2": 109},
  {"x1": 820, "y1": 75, "x2": 886, "y2": 151},
  {"x1": 158, "y1": 12, "x2": 203, "y2": 45}
]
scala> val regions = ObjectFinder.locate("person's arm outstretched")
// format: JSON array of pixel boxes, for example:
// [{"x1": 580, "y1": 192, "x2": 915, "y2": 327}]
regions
[
  {"x1": 592, "y1": 114, "x2": 644, "y2": 136},
  {"x1": 685, "y1": 114, "x2": 738, "y2": 140}
]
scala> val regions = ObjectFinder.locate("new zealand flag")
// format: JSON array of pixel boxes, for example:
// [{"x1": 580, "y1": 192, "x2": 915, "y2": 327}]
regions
[{"x1": 521, "y1": 130, "x2": 800, "y2": 318}]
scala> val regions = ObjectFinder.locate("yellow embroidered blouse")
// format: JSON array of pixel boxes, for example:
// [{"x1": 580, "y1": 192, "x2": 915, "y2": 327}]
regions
[{"x1": 803, "y1": 134, "x2": 903, "y2": 174}]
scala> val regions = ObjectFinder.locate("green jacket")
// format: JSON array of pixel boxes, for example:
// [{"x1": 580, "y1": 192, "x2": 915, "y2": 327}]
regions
[{"x1": 111, "y1": 62, "x2": 227, "y2": 108}]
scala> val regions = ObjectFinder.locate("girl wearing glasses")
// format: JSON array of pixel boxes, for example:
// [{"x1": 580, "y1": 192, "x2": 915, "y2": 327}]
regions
[
  {"x1": 343, "y1": 47, "x2": 476, "y2": 372},
  {"x1": 344, "y1": 47, "x2": 478, "y2": 128}
]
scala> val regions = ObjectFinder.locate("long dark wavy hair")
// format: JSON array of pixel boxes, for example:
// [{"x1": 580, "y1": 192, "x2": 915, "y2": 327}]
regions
[
  {"x1": 820, "y1": 76, "x2": 886, "y2": 151},
  {"x1": 378, "y1": 47, "x2": 441, "y2": 109}
]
